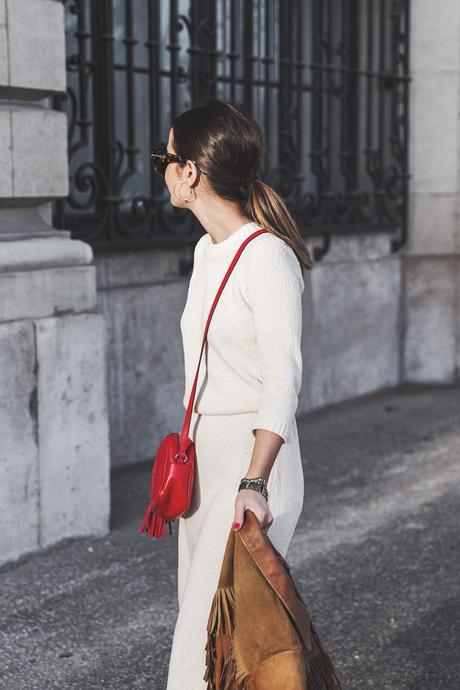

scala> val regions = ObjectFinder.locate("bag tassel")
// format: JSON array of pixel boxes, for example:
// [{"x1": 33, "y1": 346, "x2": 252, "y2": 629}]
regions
[
  {"x1": 138, "y1": 503, "x2": 173, "y2": 539},
  {"x1": 304, "y1": 624, "x2": 342, "y2": 690}
]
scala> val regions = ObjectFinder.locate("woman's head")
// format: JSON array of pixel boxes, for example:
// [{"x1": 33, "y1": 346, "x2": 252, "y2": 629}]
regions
[{"x1": 163, "y1": 97, "x2": 313, "y2": 271}]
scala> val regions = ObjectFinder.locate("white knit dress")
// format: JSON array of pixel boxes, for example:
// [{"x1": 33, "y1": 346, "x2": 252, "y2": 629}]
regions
[{"x1": 166, "y1": 221, "x2": 305, "y2": 690}]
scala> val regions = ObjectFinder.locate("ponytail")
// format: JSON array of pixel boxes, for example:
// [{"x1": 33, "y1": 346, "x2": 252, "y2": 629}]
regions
[{"x1": 244, "y1": 179, "x2": 314, "y2": 273}]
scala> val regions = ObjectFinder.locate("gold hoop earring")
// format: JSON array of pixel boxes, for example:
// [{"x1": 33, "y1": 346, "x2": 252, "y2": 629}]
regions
[{"x1": 174, "y1": 180, "x2": 196, "y2": 203}]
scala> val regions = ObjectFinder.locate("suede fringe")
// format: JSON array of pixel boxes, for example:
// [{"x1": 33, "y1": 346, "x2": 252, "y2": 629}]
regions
[
  {"x1": 204, "y1": 587, "x2": 342, "y2": 689},
  {"x1": 222, "y1": 630, "x2": 250, "y2": 689},
  {"x1": 204, "y1": 585, "x2": 233, "y2": 688},
  {"x1": 204, "y1": 585, "x2": 250, "y2": 689},
  {"x1": 304, "y1": 624, "x2": 342, "y2": 690}
]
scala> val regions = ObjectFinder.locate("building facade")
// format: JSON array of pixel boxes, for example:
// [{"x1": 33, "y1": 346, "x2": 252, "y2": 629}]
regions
[{"x1": 0, "y1": 0, "x2": 458, "y2": 565}]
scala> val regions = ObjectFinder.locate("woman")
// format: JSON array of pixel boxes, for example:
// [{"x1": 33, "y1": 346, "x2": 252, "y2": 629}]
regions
[{"x1": 158, "y1": 98, "x2": 314, "y2": 689}]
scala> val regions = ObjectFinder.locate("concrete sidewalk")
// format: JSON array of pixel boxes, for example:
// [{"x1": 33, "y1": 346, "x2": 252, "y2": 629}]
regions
[{"x1": 1, "y1": 383, "x2": 459, "y2": 689}]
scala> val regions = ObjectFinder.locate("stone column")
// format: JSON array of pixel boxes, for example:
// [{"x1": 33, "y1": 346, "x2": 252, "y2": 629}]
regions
[
  {"x1": 404, "y1": 1, "x2": 460, "y2": 382},
  {"x1": 0, "y1": 0, "x2": 110, "y2": 565}
]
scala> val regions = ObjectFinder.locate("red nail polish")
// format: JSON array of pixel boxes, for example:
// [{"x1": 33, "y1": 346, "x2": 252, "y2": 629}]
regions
[{"x1": 233, "y1": 522, "x2": 240, "y2": 530}]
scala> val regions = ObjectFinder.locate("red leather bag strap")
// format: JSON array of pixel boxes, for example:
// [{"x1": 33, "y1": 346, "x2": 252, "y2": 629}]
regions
[{"x1": 179, "y1": 227, "x2": 269, "y2": 452}]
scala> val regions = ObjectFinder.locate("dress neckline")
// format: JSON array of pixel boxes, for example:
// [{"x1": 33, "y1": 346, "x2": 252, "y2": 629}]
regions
[{"x1": 204, "y1": 221, "x2": 265, "y2": 261}]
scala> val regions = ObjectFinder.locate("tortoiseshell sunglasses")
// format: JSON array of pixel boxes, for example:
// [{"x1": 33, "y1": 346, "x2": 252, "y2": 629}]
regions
[{"x1": 150, "y1": 145, "x2": 208, "y2": 177}]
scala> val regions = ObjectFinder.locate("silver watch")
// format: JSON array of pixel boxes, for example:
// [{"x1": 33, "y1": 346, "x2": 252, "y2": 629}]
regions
[{"x1": 238, "y1": 476, "x2": 269, "y2": 500}]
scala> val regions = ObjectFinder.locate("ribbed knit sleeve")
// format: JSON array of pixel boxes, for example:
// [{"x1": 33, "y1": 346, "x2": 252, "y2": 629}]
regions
[{"x1": 241, "y1": 236, "x2": 304, "y2": 443}]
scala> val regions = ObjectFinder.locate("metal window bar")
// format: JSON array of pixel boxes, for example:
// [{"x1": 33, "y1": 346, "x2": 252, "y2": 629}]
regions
[{"x1": 52, "y1": 0, "x2": 410, "y2": 261}]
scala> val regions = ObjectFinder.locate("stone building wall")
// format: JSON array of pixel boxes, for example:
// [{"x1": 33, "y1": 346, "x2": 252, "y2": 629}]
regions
[
  {"x1": 403, "y1": 1, "x2": 460, "y2": 382},
  {"x1": 0, "y1": 0, "x2": 110, "y2": 566}
]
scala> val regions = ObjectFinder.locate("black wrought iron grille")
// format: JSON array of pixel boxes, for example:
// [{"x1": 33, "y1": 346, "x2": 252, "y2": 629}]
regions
[{"x1": 52, "y1": 0, "x2": 410, "y2": 259}]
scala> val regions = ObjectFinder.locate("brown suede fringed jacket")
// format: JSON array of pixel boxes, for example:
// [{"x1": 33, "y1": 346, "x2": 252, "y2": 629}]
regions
[{"x1": 203, "y1": 509, "x2": 342, "y2": 690}]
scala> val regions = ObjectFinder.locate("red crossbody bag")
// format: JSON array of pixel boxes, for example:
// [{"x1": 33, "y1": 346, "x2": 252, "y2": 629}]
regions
[{"x1": 138, "y1": 227, "x2": 269, "y2": 539}]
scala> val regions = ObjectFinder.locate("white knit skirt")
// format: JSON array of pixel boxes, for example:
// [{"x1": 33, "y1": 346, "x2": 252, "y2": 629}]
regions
[{"x1": 165, "y1": 409, "x2": 304, "y2": 690}]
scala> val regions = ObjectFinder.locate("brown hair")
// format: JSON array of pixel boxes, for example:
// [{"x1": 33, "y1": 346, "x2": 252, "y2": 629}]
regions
[{"x1": 171, "y1": 97, "x2": 314, "y2": 273}]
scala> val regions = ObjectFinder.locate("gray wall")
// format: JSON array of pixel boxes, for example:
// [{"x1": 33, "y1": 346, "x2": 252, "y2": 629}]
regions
[
  {"x1": 95, "y1": 247, "x2": 191, "y2": 467},
  {"x1": 403, "y1": 1, "x2": 460, "y2": 383}
]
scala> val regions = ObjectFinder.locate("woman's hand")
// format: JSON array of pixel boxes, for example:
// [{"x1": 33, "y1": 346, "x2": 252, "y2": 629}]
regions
[{"x1": 232, "y1": 488, "x2": 273, "y2": 533}]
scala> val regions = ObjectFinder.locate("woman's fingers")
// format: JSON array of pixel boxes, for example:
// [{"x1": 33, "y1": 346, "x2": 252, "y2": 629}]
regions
[
  {"x1": 233, "y1": 489, "x2": 273, "y2": 532},
  {"x1": 262, "y1": 515, "x2": 274, "y2": 532}
]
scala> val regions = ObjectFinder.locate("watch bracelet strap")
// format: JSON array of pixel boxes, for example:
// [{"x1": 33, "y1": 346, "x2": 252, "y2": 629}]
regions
[{"x1": 239, "y1": 476, "x2": 269, "y2": 500}]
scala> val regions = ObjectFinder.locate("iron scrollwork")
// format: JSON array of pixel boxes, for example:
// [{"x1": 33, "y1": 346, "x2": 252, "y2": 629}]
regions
[{"x1": 53, "y1": 0, "x2": 410, "y2": 259}]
